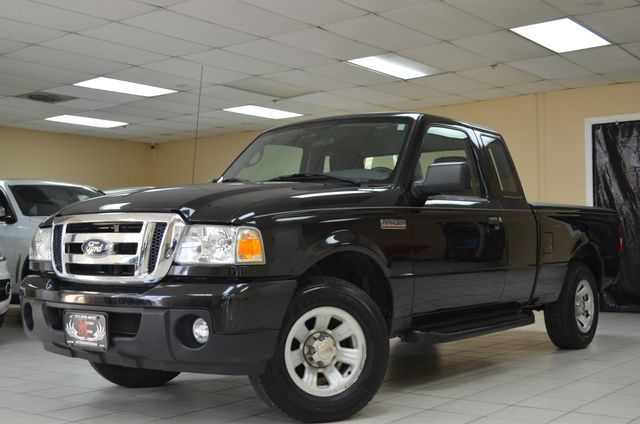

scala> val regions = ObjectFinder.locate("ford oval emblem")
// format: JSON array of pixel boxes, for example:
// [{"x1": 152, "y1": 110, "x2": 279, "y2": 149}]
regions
[{"x1": 81, "y1": 239, "x2": 114, "y2": 257}]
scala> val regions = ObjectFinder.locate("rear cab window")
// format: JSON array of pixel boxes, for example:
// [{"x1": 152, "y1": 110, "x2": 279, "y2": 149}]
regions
[{"x1": 481, "y1": 135, "x2": 523, "y2": 199}]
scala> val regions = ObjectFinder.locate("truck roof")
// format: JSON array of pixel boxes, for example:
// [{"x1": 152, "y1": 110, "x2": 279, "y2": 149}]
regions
[
  {"x1": 263, "y1": 112, "x2": 501, "y2": 136},
  {"x1": 0, "y1": 179, "x2": 101, "y2": 192}
]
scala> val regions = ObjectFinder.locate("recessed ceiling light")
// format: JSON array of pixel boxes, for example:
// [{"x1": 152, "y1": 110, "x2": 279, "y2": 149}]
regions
[
  {"x1": 223, "y1": 105, "x2": 303, "y2": 119},
  {"x1": 45, "y1": 114, "x2": 128, "y2": 128},
  {"x1": 511, "y1": 18, "x2": 610, "y2": 53},
  {"x1": 347, "y1": 54, "x2": 438, "y2": 80},
  {"x1": 74, "y1": 77, "x2": 177, "y2": 97}
]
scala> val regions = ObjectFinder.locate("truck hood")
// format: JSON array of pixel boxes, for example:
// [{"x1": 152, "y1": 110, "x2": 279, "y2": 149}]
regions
[{"x1": 57, "y1": 182, "x2": 395, "y2": 224}]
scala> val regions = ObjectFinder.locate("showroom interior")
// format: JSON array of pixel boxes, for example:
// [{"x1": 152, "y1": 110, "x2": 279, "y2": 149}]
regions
[{"x1": 2, "y1": 0, "x2": 640, "y2": 423}]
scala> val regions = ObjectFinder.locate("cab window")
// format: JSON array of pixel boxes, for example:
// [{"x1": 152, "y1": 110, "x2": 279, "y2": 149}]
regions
[
  {"x1": 482, "y1": 136, "x2": 521, "y2": 197},
  {"x1": 416, "y1": 127, "x2": 483, "y2": 197}
]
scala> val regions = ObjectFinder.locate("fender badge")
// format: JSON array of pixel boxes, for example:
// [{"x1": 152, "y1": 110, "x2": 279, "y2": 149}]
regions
[{"x1": 380, "y1": 219, "x2": 406, "y2": 230}]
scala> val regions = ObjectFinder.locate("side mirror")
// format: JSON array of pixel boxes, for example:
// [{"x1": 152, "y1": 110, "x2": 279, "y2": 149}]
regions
[{"x1": 412, "y1": 162, "x2": 471, "y2": 198}]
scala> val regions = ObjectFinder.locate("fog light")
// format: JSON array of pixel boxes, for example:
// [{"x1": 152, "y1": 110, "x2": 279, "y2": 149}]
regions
[{"x1": 192, "y1": 318, "x2": 209, "y2": 345}]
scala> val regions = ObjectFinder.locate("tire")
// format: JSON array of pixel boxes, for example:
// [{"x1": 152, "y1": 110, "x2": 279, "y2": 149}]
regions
[
  {"x1": 544, "y1": 263, "x2": 599, "y2": 349},
  {"x1": 250, "y1": 277, "x2": 389, "y2": 423},
  {"x1": 90, "y1": 362, "x2": 180, "y2": 388}
]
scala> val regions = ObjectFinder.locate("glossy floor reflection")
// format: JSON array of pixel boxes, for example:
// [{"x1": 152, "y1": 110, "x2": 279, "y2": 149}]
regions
[{"x1": 1, "y1": 305, "x2": 640, "y2": 423}]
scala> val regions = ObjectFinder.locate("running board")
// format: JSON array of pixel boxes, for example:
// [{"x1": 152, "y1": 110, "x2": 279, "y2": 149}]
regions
[{"x1": 401, "y1": 311, "x2": 535, "y2": 344}]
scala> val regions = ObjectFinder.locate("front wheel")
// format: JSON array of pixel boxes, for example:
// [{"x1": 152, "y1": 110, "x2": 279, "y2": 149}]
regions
[
  {"x1": 251, "y1": 277, "x2": 389, "y2": 423},
  {"x1": 544, "y1": 263, "x2": 599, "y2": 349},
  {"x1": 90, "y1": 362, "x2": 180, "y2": 388}
]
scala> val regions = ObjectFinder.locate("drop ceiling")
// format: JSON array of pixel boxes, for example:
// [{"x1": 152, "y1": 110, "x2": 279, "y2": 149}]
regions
[{"x1": 0, "y1": 0, "x2": 639, "y2": 143}]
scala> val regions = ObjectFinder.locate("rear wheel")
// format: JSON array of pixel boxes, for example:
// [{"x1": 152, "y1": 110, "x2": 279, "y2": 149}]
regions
[
  {"x1": 90, "y1": 362, "x2": 180, "y2": 388},
  {"x1": 544, "y1": 263, "x2": 599, "y2": 349},
  {"x1": 250, "y1": 277, "x2": 389, "y2": 423}
]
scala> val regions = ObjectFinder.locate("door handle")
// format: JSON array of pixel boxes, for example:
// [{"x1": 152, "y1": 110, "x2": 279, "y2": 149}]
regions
[{"x1": 488, "y1": 216, "x2": 502, "y2": 230}]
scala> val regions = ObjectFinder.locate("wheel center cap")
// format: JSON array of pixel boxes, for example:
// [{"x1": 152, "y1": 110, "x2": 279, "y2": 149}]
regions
[
  {"x1": 575, "y1": 298, "x2": 585, "y2": 315},
  {"x1": 304, "y1": 332, "x2": 337, "y2": 368}
]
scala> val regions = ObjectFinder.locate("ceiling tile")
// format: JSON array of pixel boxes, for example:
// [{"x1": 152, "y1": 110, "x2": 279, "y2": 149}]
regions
[
  {"x1": 369, "y1": 81, "x2": 449, "y2": 100},
  {"x1": 602, "y1": 68, "x2": 640, "y2": 83},
  {"x1": 509, "y1": 56, "x2": 594, "y2": 79},
  {"x1": 0, "y1": 0, "x2": 108, "y2": 31},
  {"x1": 136, "y1": 0, "x2": 188, "y2": 5},
  {"x1": 465, "y1": 88, "x2": 519, "y2": 100},
  {"x1": 81, "y1": 23, "x2": 210, "y2": 56},
  {"x1": 42, "y1": 34, "x2": 168, "y2": 65},
  {"x1": 401, "y1": 43, "x2": 494, "y2": 72},
  {"x1": 183, "y1": 49, "x2": 289, "y2": 75},
  {"x1": 428, "y1": 95, "x2": 472, "y2": 106},
  {"x1": 226, "y1": 39, "x2": 335, "y2": 68},
  {"x1": 0, "y1": 73, "x2": 58, "y2": 92},
  {"x1": 0, "y1": 38, "x2": 28, "y2": 54},
  {"x1": 304, "y1": 62, "x2": 398, "y2": 85},
  {"x1": 77, "y1": 110, "x2": 153, "y2": 124},
  {"x1": 157, "y1": 92, "x2": 234, "y2": 109},
  {"x1": 203, "y1": 109, "x2": 270, "y2": 123},
  {"x1": 506, "y1": 80, "x2": 566, "y2": 94},
  {"x1": 226, "y1": 77, "x2": 314, "y2": 98},
  {"x1": 242, "y1": 0, "x2": 366, "y2": 25},
  {"x1": 0, "y1": 96, "x2": 77, "y2": 115},
  {"x1": 412, "y1": 73, "x2": 492, "y2": 94},
  {"x1": 6, "y1": 46, "x2": 130, "y2": 74},
  {"x1": 290, "y1": 92, "x2": 375, "y2": 110},
  {"x1": 553, "y1": 74, "x2": 613, "y2": 88},
  {"x1": 123, "y1": 10, "x2": 256, "y2": 47},
  {"x1": 170, "y1": 0, "x2": 309, "y2": 37},
  {"x1": 255, "y1": 99, "x2": 335, "y2": 115},
  {"x1": 265, "y1": 70, "x2": 351, "y2": 91},
  {"x1": 381, "y1": 2, "x2": 498, "y2": 41},
  {"x1": 272, "y1": 28, "x2": 383, "y2": 60},
  {"x1": 142, "y1": 59, "x2": 248, "y2": 84},
  {"x1": 578, "y1": 6, "x2": 640, "y2": 43},
  {"x1": 340, "y1": 0, "x2": 429, "y2": 12},
  {"x1": 0, "y1": 57, "x2": 92, "y2": 85},
  {"x1": 98, "y1": 104, "x2": 184, "y2": 119},
  {"x1": 443, "y1": 0, "x2": 564, "y2": 28},
  {"x1": 545, "y1": 0, "x2": 637, "y2": 14},
  {"x1": 327, "y1": 87, "x2": 410, "y2": 105},
  {"x1": 144, "y1": 118, "x2": 200, "y2": 130},
  {"x1": 452, "y1": 30, "x2": 551, "y2": 62},
  {"x1": 32, "y1": 0, "x2": 155, "y2": 20},
  {"x1": 564, "y1": 45, "x2": 640, "y2": 74},
  {"x1": 385, "y1": 99, "x2": 436, "y2": 111},
  {"x1": 323, "y1": 15, "x2": 439, "y2": 51},
  {"x1": 625, "y1": 42, "x2": 640, "y2": 59},
  {"x1": 458, "y1": 64, "x2": 540, "y2": 86},
  {"x1": 59, "y1": 99, "x2": 118, "y2": 110},
  {"x1": 0, "y1": 17, "x2": 64, "y2": 43},
  {"x1": 199, "y1": 86, "x2": 277, "y2": 104}
]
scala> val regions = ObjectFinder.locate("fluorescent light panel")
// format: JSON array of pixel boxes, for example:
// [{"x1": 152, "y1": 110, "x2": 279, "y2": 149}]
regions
[
  {"x1": 74, "y1": 77, "x2": 177, "y2": 97},
  {"x1": 45, "y1": 114, "x2": 127, "y2": 128},
  {"x1": 224, "y1": 105, "x2": 302, "y2": 119},
  {"x1": 511, "y1": 18, "x2": 609, "y2": 53},
  {"x1": 347, "y1": 54, "x2": 438, "y2": 80}
]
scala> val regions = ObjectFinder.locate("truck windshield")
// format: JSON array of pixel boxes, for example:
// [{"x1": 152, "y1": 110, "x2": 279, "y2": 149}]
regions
[
  {"x1": 10, "y1": 185, "x2": 102, "y2": 217},
  {"x1": 222, "y1": 119, "x2": 412, "y2": 184}
]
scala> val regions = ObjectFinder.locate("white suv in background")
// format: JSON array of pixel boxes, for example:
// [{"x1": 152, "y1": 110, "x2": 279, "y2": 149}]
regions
[
  {"x1": 0, "y1": 246, "x2": 10, "y2": 326},
  {"x1": 0, "y1": 180, "x2": 103, "y2": 298}
]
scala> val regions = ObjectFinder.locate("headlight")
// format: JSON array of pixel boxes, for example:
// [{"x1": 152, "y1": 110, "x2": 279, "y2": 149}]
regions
[
  {"x1": 175, "y1": 225, "x2": 265, "y2": 265},
  {"x1": 29, "y1": 227, "x2": 53, "y2": 261}
]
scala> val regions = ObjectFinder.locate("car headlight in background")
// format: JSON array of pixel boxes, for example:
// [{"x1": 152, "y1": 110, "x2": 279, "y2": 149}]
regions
[
  {"x1": 30, "y1": 227, "x2": 53, "y2": 261},
  {"x1": 175, "y1": 225, "x2": 265, "y2": 265}
]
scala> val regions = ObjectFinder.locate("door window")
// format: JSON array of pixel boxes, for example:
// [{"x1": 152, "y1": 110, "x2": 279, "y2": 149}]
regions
[{"x1": 416, "y1": 127, "x2": 483, "y2": 197}]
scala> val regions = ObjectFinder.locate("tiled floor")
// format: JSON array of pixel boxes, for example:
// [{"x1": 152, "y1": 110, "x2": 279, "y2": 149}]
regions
[{"x1": 1, "y1": 305, "x2": 640, "y2": 424}]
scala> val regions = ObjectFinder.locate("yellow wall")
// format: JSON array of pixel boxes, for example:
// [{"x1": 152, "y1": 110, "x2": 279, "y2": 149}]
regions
[
  {"x1": 0, "y1": 127, "x2": 153, "y2": 190},
  {"x1": 152, "y1": 131, "x2": 259, "y2": 186}
]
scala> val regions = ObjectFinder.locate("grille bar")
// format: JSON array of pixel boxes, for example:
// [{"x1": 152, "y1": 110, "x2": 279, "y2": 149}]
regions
[{"x1": 52, "y1": 213, "x2": 185, "y2": 284}]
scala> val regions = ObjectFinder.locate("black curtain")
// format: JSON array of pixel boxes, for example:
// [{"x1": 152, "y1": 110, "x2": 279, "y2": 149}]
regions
[{"x1": 593, "y1": 120, "x2": 640, "y2": 311}]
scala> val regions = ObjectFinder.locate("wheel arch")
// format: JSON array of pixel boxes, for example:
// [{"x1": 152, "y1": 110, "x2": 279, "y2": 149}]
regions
[{"x1": 570, "y1": 242, "x2": 604, "y2": 290}]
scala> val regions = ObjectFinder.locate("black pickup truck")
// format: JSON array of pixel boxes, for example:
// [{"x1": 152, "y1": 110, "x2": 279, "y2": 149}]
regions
[{"x1": 22, "y1": 113, "x2": 620, "y2": 422}]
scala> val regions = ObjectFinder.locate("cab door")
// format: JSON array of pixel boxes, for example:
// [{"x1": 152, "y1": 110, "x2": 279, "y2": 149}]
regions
[
  {"x1": 409, "y1": 126, "x2": 507, "y2": 315},
  {"x1": 0, "y1": 187, "x2": 18, "y2": 286}
]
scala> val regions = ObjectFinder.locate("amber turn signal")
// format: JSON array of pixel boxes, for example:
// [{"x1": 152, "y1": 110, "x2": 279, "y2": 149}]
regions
[{"x1": 236, "y1": 228, "x2": 265, "y2": 263}]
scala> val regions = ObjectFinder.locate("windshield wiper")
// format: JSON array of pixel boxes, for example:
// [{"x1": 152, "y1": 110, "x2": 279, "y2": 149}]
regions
[
  {"x1": 218, "y1": 177, "x2": 250, "y2": 183},
  {"x1": 266, "y1": 173, "x2": 360, "y2": 186}
]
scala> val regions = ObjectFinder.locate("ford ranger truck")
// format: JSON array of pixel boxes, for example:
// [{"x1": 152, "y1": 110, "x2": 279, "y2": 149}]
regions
[{"x1": 22, "y1": 113, "x2": 621, "y2": 423}]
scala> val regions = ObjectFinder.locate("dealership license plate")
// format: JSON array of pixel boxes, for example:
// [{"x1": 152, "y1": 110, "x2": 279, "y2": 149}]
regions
[{"x1": 64, "y1": 311, "x2": 108, "y2": 351}]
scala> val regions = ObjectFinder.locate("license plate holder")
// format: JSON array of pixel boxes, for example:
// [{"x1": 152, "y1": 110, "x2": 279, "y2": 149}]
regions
[{"x1": 64, "y1": 311, "x2": 109, "y2": 351}]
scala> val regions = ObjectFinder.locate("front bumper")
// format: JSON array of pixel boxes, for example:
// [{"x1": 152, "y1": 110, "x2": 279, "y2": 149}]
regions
[{"x1": 20, "y1": 275, "x2": 297, "y2": 375}]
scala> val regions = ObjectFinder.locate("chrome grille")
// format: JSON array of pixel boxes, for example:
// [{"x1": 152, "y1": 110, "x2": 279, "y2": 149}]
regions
[{"x1": 51, "y1": 213, "x2": 185, "y2": 284}]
